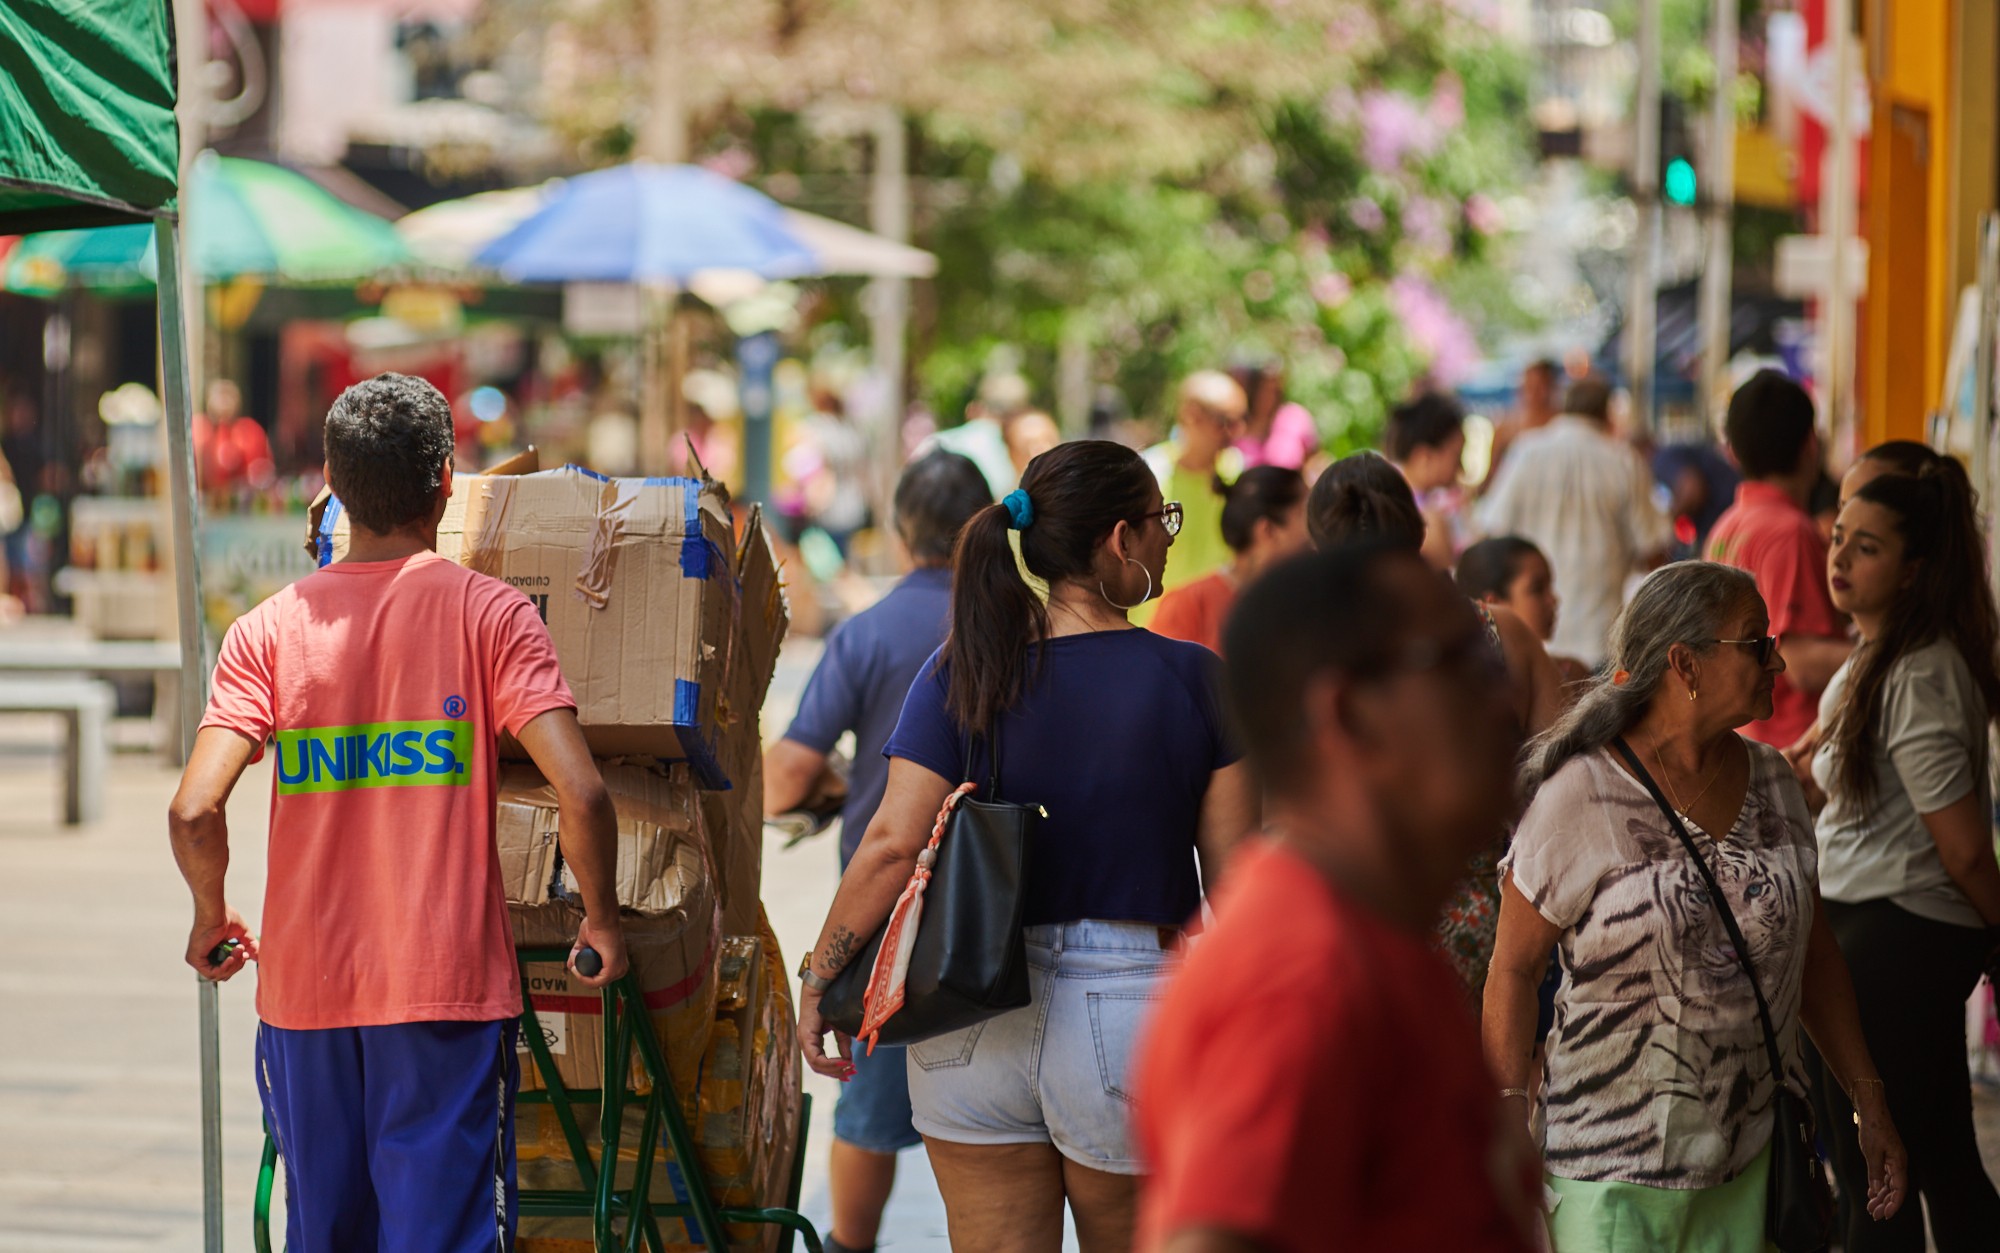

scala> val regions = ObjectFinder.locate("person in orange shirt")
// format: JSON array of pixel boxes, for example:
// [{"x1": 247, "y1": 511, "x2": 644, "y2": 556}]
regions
[
  {"x1": 167, "y1": 373, "x2": 626, "y2": 1253},
  {"x1": 1150, "y1": 466, "x2": 1308, "y2": 653}
]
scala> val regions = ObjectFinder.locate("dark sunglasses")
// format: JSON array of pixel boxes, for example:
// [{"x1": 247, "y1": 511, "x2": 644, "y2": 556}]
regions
[{"x1": 1710, "y1": 635, "x2": 1780, "y2": 667}]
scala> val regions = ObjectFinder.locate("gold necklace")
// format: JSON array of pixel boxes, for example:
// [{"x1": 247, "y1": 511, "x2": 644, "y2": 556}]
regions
[{"x1": 1652, "y1": 735, "x2": 1723, "y2": 818}]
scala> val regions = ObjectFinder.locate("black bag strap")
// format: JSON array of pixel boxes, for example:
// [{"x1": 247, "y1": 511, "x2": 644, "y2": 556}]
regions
[
  {"x1": 1609, "y1": 736, "x2": 1789, "y2": 1088},
  {"x1": 960, "y1": 719, "x2": 1003, "y2": 799}
]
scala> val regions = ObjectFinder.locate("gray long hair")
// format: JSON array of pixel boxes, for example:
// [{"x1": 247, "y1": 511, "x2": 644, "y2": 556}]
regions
[{"x1": 1520, "y1": 561, "x2": 1760, "y2": 803}]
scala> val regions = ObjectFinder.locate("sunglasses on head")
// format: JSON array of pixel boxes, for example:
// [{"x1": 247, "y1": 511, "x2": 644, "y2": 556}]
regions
[{"x1": 1709, "y1": 635, "x2": 1780, "y2": 667}]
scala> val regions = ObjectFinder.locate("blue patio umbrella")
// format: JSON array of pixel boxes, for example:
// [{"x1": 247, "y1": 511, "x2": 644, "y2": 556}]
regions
[{"x1": 472, "y1": 162, "x2": 818, "y2": 283}]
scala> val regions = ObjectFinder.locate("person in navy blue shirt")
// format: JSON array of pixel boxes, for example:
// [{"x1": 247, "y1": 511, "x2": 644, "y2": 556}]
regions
[
  {"x1": 766, "y1": 450, "x2": 990, "y2": 1253},
  {"x1": 796, "y1": 440, "x2": 1259, "y2": 1253}
]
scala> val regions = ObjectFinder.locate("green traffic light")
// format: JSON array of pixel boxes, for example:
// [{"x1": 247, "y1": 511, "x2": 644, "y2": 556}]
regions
[{"x1": 1665, "y1": 157, "x2": 1698, "y2": 206}]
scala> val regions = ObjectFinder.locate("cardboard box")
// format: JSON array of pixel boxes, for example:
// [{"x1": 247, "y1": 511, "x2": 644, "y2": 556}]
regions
[
  {"x1": 705, "y1": 510, "x2": 791, "y2": 934},
  {"x1": 726, "y1": 506, "x2": 789, "y2": 725},
  {"x1": 497, "y1": 760, "x2": 711, "y2": 916},
  {"x1": 502, "y1": 760, "x2": 722, "y2": 1099},
  {"x1": 450, "y1": 467, "x2": 740, "y2": 780},
  {"x1": 312, "y1": 454, "x2": 744, "y2": 786},
  {"x1": 510, "y1": 894, "x2": 720, "y2": 1104},
  {"x1": 516, "y1": 914, "x2": 802, "y2": 1253}
]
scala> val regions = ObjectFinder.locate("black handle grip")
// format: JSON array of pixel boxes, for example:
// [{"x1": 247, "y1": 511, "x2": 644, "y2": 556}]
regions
[
  {"x1": 573, "y1": 945, "x2": 603, "y2": 978},
  {"x1": 207, "y1": 939, "x2": 241, "y2": 968}
]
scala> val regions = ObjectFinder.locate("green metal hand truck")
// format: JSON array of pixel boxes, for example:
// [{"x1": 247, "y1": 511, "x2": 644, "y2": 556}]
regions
[{"x1": 253, "y1": 944, "x2": 823, "y2": 1253}]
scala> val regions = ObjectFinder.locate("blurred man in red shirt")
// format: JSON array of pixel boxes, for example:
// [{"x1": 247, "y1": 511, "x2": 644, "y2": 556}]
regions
[
  {"x1": 1133, "y1": 545, "x2": 1542, "y2": 1253},
  {"x1": 193, "y1": 378, "x2": 275, "y2": 495},
  {"x1": 1706, "y1": 371, "x2": 1849, "y2": 748}
]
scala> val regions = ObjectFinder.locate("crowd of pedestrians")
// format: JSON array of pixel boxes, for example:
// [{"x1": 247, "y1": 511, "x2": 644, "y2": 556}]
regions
[
  {"x1": 170, "y1": 362, "x2": 2000, "y2": 1253},
  {"x1": 777, "y1": 357, "x2": 2000, "y2": 1253}
]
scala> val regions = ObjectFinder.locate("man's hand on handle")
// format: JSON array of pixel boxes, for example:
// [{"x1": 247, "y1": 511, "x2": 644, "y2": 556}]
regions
[
  {"x1": 186, "y1": 907, "x2": 258, "y2": 982},
  {"x1": 570, "y1": 913, "x2": 628, "y2": 989}
]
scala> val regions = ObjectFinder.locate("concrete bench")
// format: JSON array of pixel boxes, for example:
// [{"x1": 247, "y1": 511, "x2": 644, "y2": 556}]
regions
[{"x1": 0, "y1": 678, "x2": 114, "y2": 824}]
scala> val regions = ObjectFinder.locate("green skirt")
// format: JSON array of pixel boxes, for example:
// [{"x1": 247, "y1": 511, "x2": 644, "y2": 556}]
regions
[{"x1": 1545, "y1": 1142, "x2": 1774, "y2": 1253}]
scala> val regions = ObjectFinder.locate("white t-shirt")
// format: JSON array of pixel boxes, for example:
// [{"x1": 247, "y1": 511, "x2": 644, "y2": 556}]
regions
[
  {"x1": 1812, "y1": 638, "x2": 1990, "y2": 929},
  {"x1": 923, "y1": 419, "x2": 1016, "y2": 499},
  {"x1": 1475, "y1": 416, "x2": 1670, "y2": 666}
]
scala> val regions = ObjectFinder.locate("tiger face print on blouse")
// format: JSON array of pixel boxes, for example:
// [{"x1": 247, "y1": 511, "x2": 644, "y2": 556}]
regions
[{"x1": 1500, "y1": 740, "x2": 1818, "y2": 1189}]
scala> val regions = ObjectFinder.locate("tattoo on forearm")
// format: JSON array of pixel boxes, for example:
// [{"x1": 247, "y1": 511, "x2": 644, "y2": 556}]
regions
[{"x1": 822, "y1": 926, "x2": 860, "y2": 975}]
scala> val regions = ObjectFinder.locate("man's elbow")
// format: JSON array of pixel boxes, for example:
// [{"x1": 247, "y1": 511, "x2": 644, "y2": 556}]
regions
[
  {"x1": 167, "y1": 793, "x2": 222, "y2": 838},
  {"x1": 563, "y1": 776, "x2": 616, "y2": 830}
]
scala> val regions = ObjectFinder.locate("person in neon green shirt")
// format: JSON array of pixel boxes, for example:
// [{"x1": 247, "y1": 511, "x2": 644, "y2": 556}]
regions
[{"x1": 1137, "y1": 371, "x2": 1247, "y2": 625}]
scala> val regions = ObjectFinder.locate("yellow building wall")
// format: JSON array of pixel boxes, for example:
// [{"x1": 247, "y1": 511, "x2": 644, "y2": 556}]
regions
[{"x1": 1862, "y1": 0, "x2": 1957, "y2": 446}]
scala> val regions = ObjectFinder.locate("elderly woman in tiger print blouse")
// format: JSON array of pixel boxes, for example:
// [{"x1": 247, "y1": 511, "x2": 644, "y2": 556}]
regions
[{"x1": 1484, "y1": 562, "x2": 1906, "y2": 1252}]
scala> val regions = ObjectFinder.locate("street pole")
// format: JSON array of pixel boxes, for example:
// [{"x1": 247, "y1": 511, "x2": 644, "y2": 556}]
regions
[
  {"x1": 1627, "y1": 0, "x2": 1662, "y2": 431},
  {"x1": 1974, "y1": 214, "x2": 1997, "y2": 575},
  {"x1": 1824, "y1": 0, "x2": 1857, "y2": 443},
  {"x1": 169, "y1": 0, "x2": 222, "y2": 1246},
  {"x1": 174, "y1": 0, "x2": 206, "y2": 417},
  {"x1": 1697, "y1": 0, "x2": 1739, "y2": 424},
  {"x1": 867, "y1": 105, "x2": 911, "y2": 521},
  {"x1": 640, "y1": 0, "x2": 687, "y2": 164}
]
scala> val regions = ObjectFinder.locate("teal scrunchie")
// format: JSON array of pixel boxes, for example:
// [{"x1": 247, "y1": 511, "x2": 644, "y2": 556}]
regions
[{"x1": 1002, "y1": 489, "x2": 1035, "y2": 530}]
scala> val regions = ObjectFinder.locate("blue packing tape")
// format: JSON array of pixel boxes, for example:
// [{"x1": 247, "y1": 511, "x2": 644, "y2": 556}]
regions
[{"x1": 316, "y1": 496, "x2": 344, "y2": 568}]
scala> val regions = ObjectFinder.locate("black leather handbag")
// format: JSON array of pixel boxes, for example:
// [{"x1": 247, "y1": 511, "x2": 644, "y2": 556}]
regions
[
  {"x1": 1612, "y1": 738, "x2": 1833, "y2": 1253},
  {"x1": 820, "y1": 726, "x2": 1038, "y2": 1048}
]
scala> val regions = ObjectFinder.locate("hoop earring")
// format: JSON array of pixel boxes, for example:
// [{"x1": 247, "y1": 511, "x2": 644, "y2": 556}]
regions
[
  {"x1": 1099, "y1": 557, "x2": 1153, "y2": 612},
  {"x1": 1688, "y1": 688, "x2": 1698, "y2": 702}
]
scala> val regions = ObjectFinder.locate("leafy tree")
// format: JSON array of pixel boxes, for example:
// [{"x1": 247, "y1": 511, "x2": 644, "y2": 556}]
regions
[{"x1": 483, "y1": 0, "x2": 1539, "y2": 446}]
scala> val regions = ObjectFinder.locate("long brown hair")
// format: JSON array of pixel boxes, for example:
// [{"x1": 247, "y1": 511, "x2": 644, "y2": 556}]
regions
[
  {"x1": 941, "y1": 440, "x2": 1157, "y2": 731},
  {"x1": 1826, "y1": 459, "x2": 2000, "y2": 804}
]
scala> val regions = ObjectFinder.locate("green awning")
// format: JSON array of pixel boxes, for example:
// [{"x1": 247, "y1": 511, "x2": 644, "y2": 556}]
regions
[{"x1": 0, "y1": 0, "x2": 180, "y2": 232}]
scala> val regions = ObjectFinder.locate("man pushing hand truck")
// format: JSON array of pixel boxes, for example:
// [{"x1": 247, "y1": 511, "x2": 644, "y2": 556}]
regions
[{"x1": 168, "y1": 373, "x2": 628, "y2": 1252}]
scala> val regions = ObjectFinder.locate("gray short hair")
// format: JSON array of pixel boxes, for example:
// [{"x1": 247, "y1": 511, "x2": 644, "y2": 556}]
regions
[{"x1": 1520, "y1": 561, "x2": 1760, "y2": 801}]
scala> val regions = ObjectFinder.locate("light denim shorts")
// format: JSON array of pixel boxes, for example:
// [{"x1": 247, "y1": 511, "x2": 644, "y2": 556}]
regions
[{"x1": 904, "y1": 920, "x2": 1178, "y2": 1175}]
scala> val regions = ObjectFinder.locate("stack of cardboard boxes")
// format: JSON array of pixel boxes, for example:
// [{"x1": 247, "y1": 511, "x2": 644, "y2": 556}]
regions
[{"x1": 314, "y1": 457, "x2": 799, "y2": 1250}]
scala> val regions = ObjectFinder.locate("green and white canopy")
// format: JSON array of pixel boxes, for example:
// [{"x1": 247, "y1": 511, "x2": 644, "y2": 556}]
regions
[{"x1": 3, "y1": 154, "x2": 415, "y2": 293}]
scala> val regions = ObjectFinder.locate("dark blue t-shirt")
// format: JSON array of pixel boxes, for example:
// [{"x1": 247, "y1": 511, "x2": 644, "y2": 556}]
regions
[
  {"x1": 885, "y1": 629, "x2": 1240, "y2": 928},
  {"x1": 782, "y1": 568, "x2": 953, "y2": 860}
]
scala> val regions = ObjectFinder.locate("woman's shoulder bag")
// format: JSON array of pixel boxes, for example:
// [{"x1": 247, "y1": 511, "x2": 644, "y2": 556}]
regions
[{"x1": 820, "y1": 723, "x2": 1039, "y2": 1050}]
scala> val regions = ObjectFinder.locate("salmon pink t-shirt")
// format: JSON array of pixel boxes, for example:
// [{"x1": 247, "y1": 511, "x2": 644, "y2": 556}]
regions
[{"x1": 200, "y1": 550, "x2": 574, "y2": 1030}]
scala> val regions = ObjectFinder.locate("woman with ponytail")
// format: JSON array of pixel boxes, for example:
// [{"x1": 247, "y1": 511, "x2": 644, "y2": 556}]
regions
[
  {"x1": 796, "y1": 441, "x2": 1258, "y2": 1253},
  {"x1": 1485, "y1": 562, "x2": 1905, "y2": 1251},
  {"x1": 1806, "y1": 460, "x2": 2000, "y2": 1251}
]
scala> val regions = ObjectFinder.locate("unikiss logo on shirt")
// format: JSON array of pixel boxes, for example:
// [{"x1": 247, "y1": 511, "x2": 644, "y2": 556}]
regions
[{"x1": 274, "y1": 719, "x2": 473, "y2": 795}]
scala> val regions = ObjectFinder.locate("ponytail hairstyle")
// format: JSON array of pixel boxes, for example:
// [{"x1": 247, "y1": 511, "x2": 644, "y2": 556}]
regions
[
  {"x1": 1220, "y1": 465, "x2": 1308, "y2": 553},
  {"x1": 1307, "y1": 451, "x2": 1424, "y2": 552},
  {"x1": 1825, "y1": 458, "x2": 2000, "y2": 805},
  {"x1": 1520, "y1": 562, "x2": 1758, "y2": 802},
  {"x1": 941, "y1": 440, "x2": 1158, "y2": 731}
]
